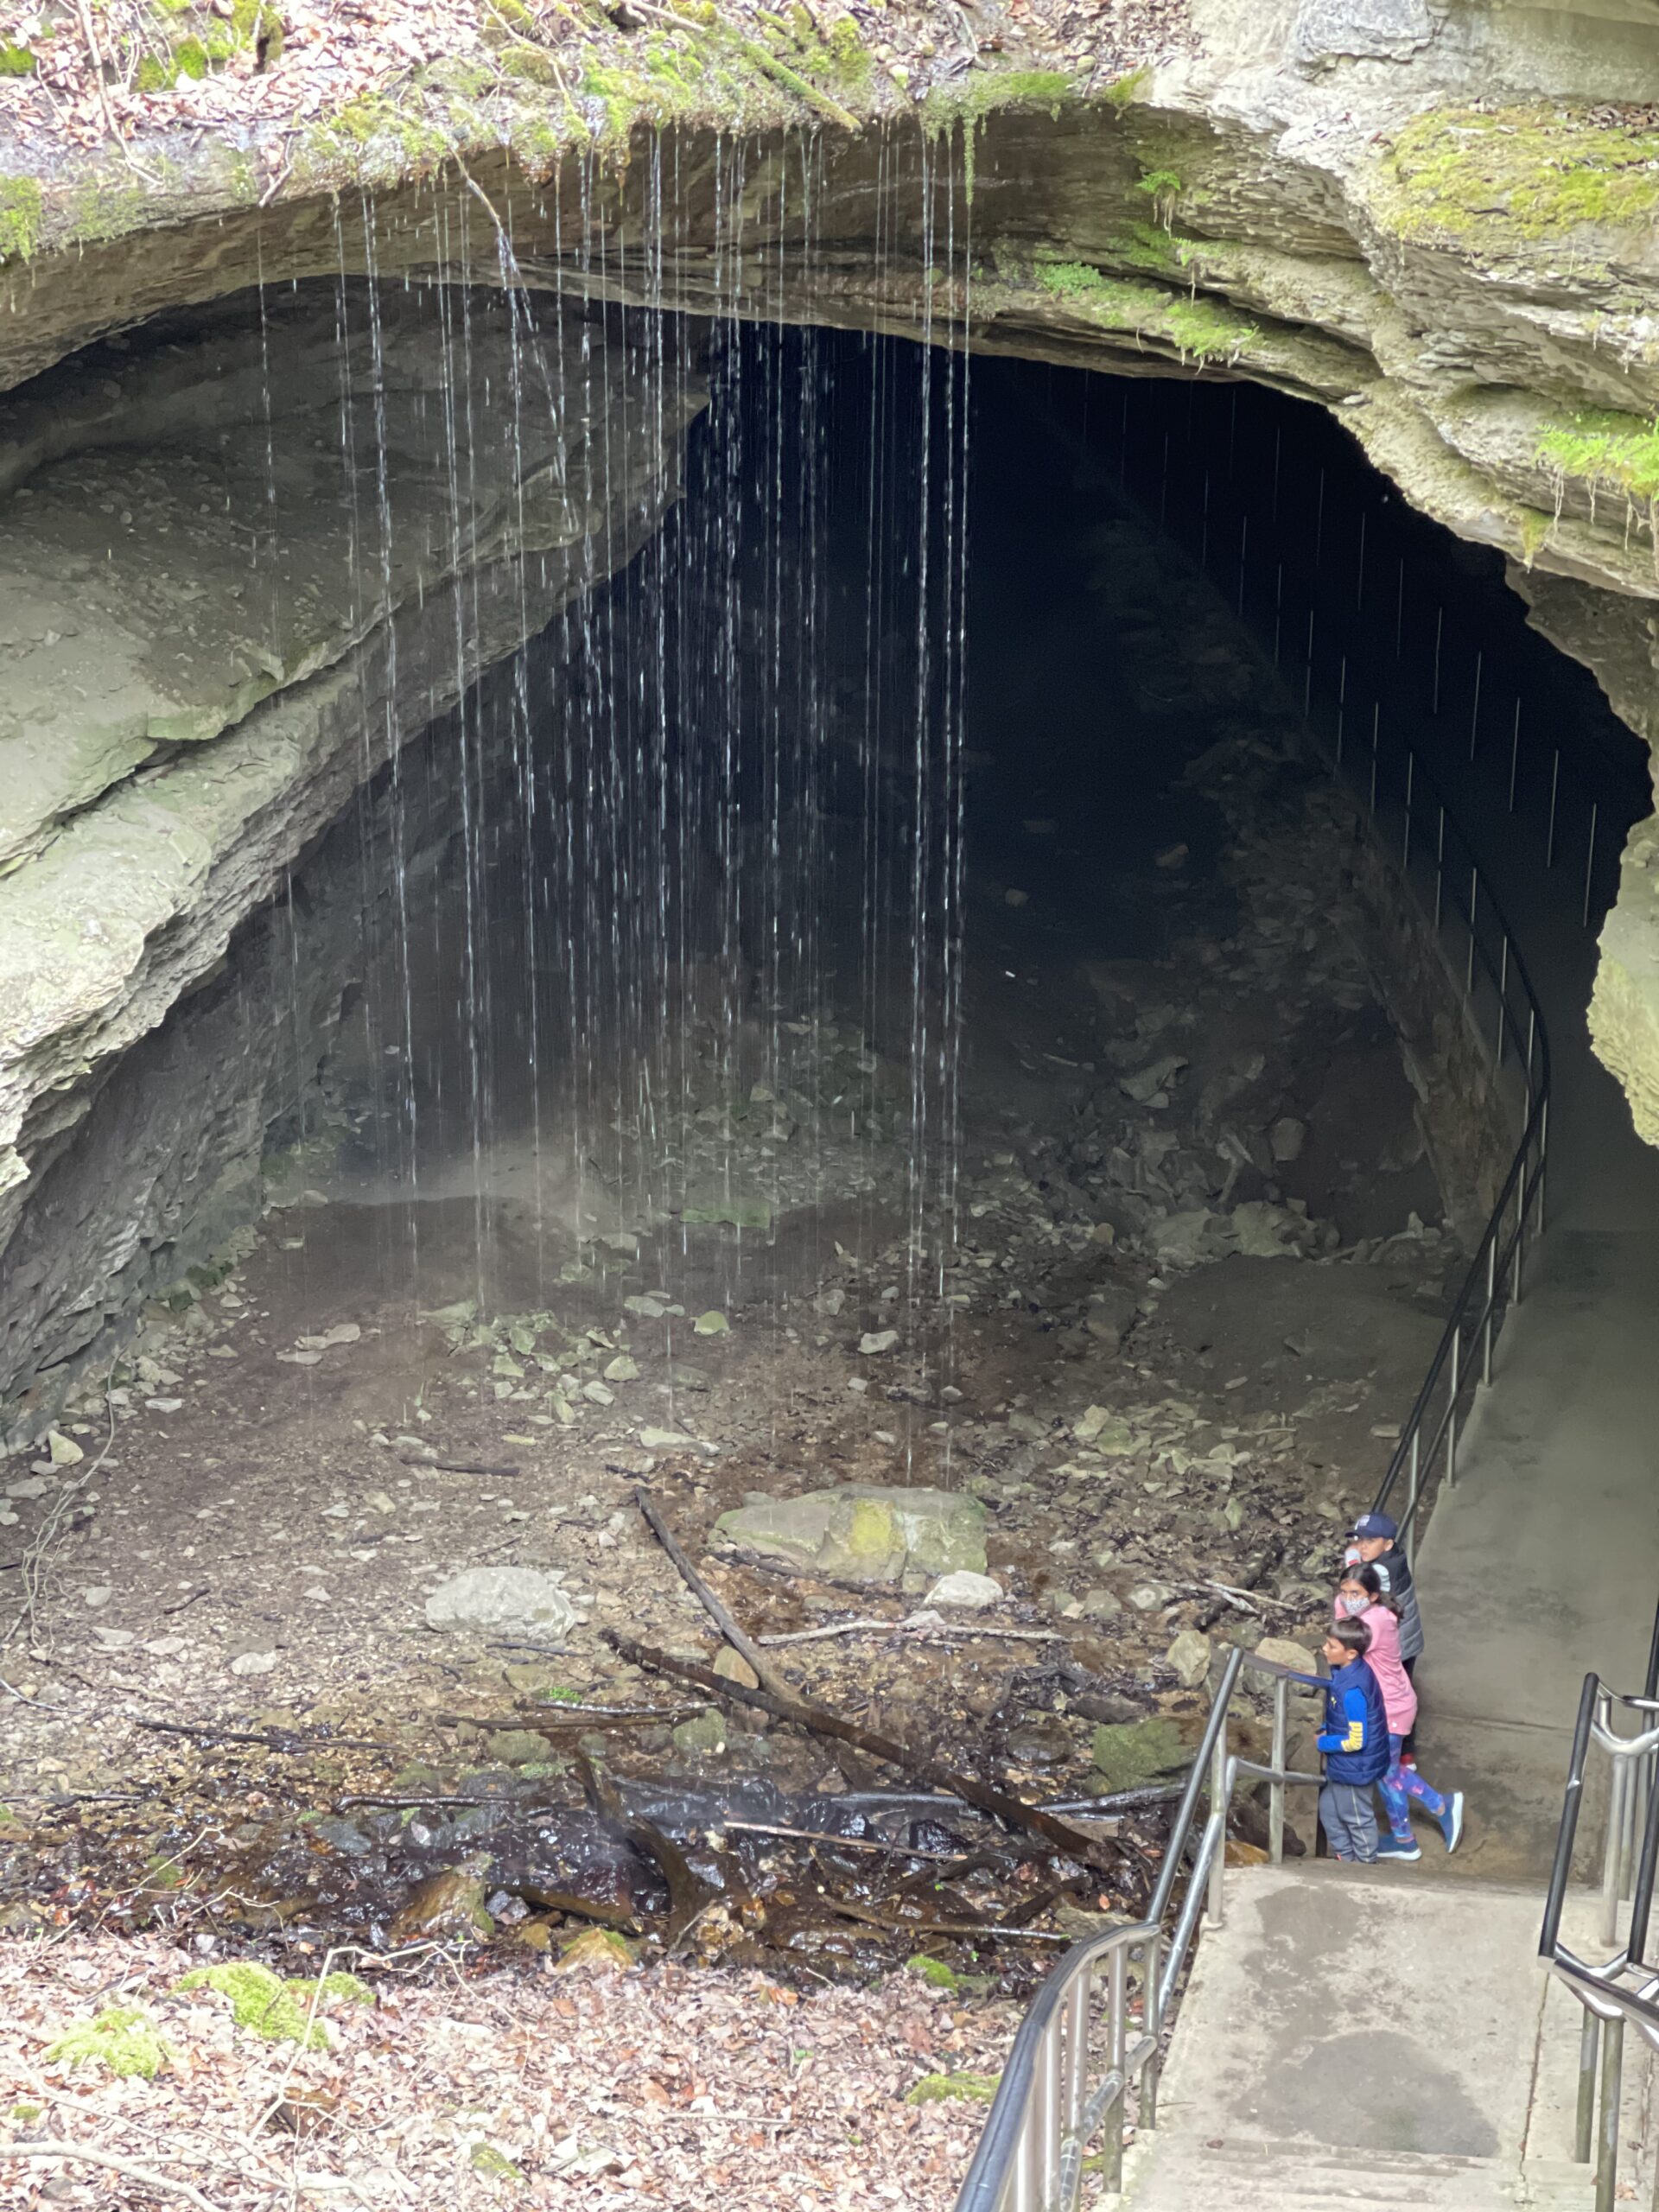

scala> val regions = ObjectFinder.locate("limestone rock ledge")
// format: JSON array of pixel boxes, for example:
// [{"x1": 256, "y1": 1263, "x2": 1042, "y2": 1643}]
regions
[
  {"x1": 0, "y1": 285, "x2": 702, "y2": 1422},
  {"x1": 6, "y1": 0, "x2": 1659, "y2": 1126}
]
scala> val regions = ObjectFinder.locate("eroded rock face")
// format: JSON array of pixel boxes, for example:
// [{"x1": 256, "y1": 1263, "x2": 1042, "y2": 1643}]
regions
[
  {"x1": 7, "y1": 12, "x2": 1659, "y2": 1128},
  {"x1": 0, "y1": 280, "x2": 702, "y2": 1427}
]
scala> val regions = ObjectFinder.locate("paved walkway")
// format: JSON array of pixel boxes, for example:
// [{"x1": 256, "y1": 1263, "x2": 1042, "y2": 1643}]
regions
[
  {"x1": 1122, "y1": 1865, "x2": 1653, "y2": 2209},
  {"x1": 1412, "y1": 1229, "x2": 1659, "y2": 1881}
]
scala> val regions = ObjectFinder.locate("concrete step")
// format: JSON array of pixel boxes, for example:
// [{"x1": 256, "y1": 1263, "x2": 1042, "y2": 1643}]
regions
[
  {"x1": 1122, "y1": 2132, "x2": 1518, "y2": 2209},
  {"x1": 1516, "y1": 2156, "x2": 1599, "y2": 2208}
]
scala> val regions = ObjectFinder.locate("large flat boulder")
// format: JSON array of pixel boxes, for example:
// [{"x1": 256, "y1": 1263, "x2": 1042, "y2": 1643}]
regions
[{"x1": 714, "y1": 1484, "x2": 988, "y2": 1584}]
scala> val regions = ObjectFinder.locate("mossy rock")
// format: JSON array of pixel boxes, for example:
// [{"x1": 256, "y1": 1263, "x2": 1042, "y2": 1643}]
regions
[
  {"x1": 556, "y1": 1926, "x2": 638, "y2": 1974},
  {"x1": 470, "y1": 2140, "x2": 527, "y2": 2182},
  {"x1": 489, "y1": 1728, "x2": 556, "y2": 1766},
  {"x1": 906, "y1": 2069, "x2": 1001, "y2": 2105},
  {"x1": 1378, "y1": 102, "x2": 1659, "y2": 246},
  {"x1": 44, "y1": 2005, "x2": 172, "y2": 2081},
  {"x1": 1090, "y1": 1715, "x2": 1191, "y2": 1793},
  {"x1": 682, "y1": 1192, "x2": 772, "y2": 1230}
]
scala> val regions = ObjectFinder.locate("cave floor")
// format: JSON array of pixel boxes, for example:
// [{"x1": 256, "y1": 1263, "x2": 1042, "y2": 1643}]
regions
[{"x1": 0, "y1": 454, "x2": 1466, "y2": 2207}]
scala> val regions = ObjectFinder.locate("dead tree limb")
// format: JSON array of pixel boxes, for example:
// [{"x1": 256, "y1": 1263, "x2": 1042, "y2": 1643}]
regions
[
  {"x1": 633, "y1": 1488, "x2": 798, "y2": 1701},
  {"x1": 604, "y1": 1630, "x2": 1126, "y2": 1881}
]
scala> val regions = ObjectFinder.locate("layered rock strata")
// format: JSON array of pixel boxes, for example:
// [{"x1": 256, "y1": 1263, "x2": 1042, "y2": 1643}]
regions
[
  {"x1": 5, "y1": 0, "x2": 1659, "y2": 1124},
  {"x1": 0, "y1": 283, "x2": 702, "y2": 1425}
]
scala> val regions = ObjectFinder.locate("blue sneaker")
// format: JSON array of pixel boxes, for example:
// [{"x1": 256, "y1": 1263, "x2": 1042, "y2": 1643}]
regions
[
  {"x1": 1440, "y1": 1793, "x2": 1465, "y2": 1855},
  {"x1": 1376, "y1": 1834, "x2": 1421, "y2": 1861}
]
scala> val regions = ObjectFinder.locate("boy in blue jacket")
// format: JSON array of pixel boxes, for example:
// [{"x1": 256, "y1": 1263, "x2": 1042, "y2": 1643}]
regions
[{"x1": 1316, "y1": 1617, "x2": 1390, "y2": 1864}]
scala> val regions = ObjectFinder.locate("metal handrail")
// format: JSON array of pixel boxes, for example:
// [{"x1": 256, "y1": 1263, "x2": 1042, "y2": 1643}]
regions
[
  {"x1": 1313, "y1": 713, "x2": 1552, "y2": 1559},
  {"x1": 1539, "y1": 1606, "x2": 1659, "y2": 2212},
  {"x1": 954, "y1": 1647, "x2": 1323, "y2": 2212}
]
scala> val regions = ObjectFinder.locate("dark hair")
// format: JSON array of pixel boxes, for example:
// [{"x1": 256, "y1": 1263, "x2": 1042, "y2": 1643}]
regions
[
  {"x1": 1328, "y1": 1617, "x2": 1371, "y2": 1658},
  {"x1": 1340, "y1": 1562, "x2": 1398, "y2": 1614}
]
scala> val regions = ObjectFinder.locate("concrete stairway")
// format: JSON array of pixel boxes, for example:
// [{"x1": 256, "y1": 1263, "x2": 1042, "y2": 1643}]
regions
[{"x1": 1119, "y1": 1862, "x2": 1656, "y2": 2212}]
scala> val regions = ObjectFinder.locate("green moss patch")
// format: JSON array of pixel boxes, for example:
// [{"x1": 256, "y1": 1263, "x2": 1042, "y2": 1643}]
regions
[
  {"x1": 1380, "y1": 103, "x2": 1659, "y2": 244},
  {"x1": 906, "y1": 2069, "x2": 1001, "y2": 2104},
  {"x1": 44, "y1": 2006, "x2": 172, "y2": 2081},
  {"x1": 175, "y1": 1962, "x2": 375, "y2": 2048},
  {"x1": 0, "y1": 175, "x2": 43, "y2": 264},
  {"x1": 1537, "y1": 408, "x2": 1659, "y2": 504},
  {"x1": 1028, "y1": 263, "x2": 1257, "y2": 362}
]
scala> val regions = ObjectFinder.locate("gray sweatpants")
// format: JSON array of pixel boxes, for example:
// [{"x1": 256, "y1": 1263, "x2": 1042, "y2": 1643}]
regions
[{"x1": 1320, "y1": 1779, "x2": 1379, "y2": 1862}]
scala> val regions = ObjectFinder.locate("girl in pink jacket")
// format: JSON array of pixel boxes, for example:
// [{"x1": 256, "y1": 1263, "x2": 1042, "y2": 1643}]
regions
[{"x1": 1335, "y1": 1565, "x2": 1463, "y2": 1860}]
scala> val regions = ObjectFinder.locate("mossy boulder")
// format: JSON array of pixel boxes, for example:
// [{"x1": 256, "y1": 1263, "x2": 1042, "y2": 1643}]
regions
[
  {"x1": 1090, "y1": 1715, "x2": 1191, "y2": 1793},
  {"x1": 714, "y1": 1484, "x2": 988, "y2": 1583},
  {"x1": 388, "y1": 1858, "x2": 496, "y2": 1944},
  {"x1": 489, "y1": 1728, "x2": 556, "y2": 1767}
]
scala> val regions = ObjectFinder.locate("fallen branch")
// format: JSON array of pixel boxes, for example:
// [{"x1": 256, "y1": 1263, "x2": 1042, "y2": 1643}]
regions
[
  {"x1": 0, "y1": 2143, "x2": 222, "y2": 2211},
  {"x1": 758, "y1": 1617, "x2": 1058, "y2": 1647},
  {"x1": 605, "y1": 1630, "x2": 1127, "y2": 1881},
  {"x1": 633, "y1": 1489, "x2": 797, "y2": 1702},
  {"x1": 714, "y1": 1819, "x2": 964, "y2": 1862},
  {"x1": 160, "y1": 1587, "x2": 210, "y2": 1617},
  {"x1": 435, "y1": 1704, "x2": 705, "y2": 1733},
  {"x1": 398, "y1": 1455, "x2": 522, "y2": 1478},
  {"x1": 1196, "y1": 1537, "x2": 1286, "y2": 1634},
  {"x1": 334, "y1": 1794, "x2": 490, "y2": 1811},
  {"x1": 135, "y1": 1719, "x2": 389, "y2": 1754},
  {"x1": 817, "y1": 1895, "x2": 1071, "y2": 1943}
]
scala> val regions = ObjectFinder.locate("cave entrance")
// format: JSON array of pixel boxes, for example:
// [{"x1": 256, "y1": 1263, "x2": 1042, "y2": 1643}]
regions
[{"x1": 0, "y1": 283, "x2": 1648, "y2": 1974}]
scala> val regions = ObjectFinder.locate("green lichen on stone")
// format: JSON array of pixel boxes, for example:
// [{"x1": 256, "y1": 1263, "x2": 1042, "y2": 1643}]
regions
[
  {"x1": 906, "y1": 2069, "x2": 1001, "y2": 2104},
  {"x1": 1536, "y1": 408, "x2": 1659, "y2": 504},
  {"x1": 906, "y1": 1954, "x2": 962, "y2": 1990},
  {"x1": 1379, "y1": 103, "x2": 1659, "y2": 243},
  {"x1": 0, "y1": 43, "x2": 35, "y2": 73},
  {"x1": 0, "y1": 174, "x2": 43, "y2": 263},
  {"x1": 470, "y1": 2141, "x2": 527, "y2": 2183},
  {"x1": 1101, "y1": 63, "x2": 1150, "y2": 107},
  {"x1": 175, "y1": 1961, "x2": 374, "y2": 2047},
  {"x1": 44, "y1": 2006, "x2": 172, "y2": 2081}
]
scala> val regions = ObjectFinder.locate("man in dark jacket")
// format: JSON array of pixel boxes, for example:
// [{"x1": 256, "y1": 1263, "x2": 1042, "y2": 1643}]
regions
[
  {"x1": 1348, "y1": 1510, "x2": 1423, "y2": 1754},
  {"x1": 1315, "y1": 1618, "x2": 1390, "y2": 1863}
]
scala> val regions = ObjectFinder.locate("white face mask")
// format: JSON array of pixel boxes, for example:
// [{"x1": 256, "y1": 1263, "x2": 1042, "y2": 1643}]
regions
[{"x1": 1338, "y1": 1592, "x2": 1370, "y2": 1618}]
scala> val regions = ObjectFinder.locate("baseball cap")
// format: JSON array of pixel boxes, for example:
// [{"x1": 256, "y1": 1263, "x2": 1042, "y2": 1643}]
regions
[{"x1": 1351, "y1": 1511, "x2": 1399, "y2": 1542}]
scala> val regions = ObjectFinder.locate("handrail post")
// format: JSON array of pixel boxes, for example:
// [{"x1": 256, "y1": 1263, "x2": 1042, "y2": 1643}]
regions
[
  {"x1": 1482, "y1": 1236, "x2": 1497, "y2": 1386},
  {"x1": 1574, "y1": 2011, "x2": 1599, "y2": 2163},
  {"x1": 1603, "y1": 1748, "x2": 1628, "y2": 1948},
  {"x1": 1446, "y1": 1332, "x2": 1460, "y2": 1492},
  {"x1": 1596, "y1": 2017, "x2": 1624, "y2": 2212},
  {"x1": 1207, "y1": 1719, "x2": 1230, "y2": 1928},
  {"x1": 1404, "y1": 1431, "x2": 1421, "y2": 1567},
  {"x1": 1101, "y1": 1946, "x2": 1127, "y2": 2194},
  {"x1": 1141, "y1": 1931, "x2": 1162, "y2": 2130},
  {"x1": 1269, "y1": 1678, "x2": 1288, "y2": 1865}
]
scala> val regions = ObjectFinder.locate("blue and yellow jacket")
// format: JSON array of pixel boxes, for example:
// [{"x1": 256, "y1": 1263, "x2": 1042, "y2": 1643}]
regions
[{"x1": 1317, "y1": 1656, "x2": 1389, "y2": 1785}]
